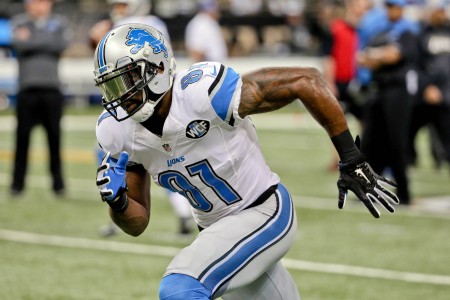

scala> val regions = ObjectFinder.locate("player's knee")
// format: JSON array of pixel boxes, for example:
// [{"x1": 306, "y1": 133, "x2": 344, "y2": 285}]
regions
[{"x1": 159, "y1": 273, "x2": 211, "y2": 300}]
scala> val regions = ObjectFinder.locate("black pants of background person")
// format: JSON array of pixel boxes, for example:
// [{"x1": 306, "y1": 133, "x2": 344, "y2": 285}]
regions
[
  {"x1": 361, "y1": 84, "x2": 412, "y2": 204},
  {"x1": 407, "y1": 102, "x2": 450, "y2": 168},
  {"x1": 11, "y1": 88, "x2": 65, "y2": 195},
  {"x1": 336, "y1": 81, "x2": 364, "y2": 122}
]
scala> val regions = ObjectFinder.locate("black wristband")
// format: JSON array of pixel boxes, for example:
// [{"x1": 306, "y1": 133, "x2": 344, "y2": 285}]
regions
[
  {"x1": 108, "y1": 193, "x2": 129, "y2": 213},
  {"x1": 331, "y1": 130, "x2": 362, "y2": 163}
]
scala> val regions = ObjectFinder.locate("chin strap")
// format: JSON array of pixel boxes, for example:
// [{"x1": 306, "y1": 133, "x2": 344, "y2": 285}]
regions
[
  {"x1": 130, "y1": 89, "x2": 170, "y2": 122},
  {"x1": 130, "y1": 101, "x2": 155, "y2": 122}
]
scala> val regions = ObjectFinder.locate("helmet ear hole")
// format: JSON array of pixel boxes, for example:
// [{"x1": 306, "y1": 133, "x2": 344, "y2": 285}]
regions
[{"x1": 157, "y1": 61, "x2": 165, "y2": 74}]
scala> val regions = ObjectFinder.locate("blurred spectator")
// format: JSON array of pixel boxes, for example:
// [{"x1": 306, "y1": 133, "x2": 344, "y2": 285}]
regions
[
  {"x1": 0, "y1": 16, "x2": 11, "y2": 58},
  {"x1": 356, "y1": 0, "x2": 389, "y2": 89},
  {"x1": 10, "y1": 0, "x2": 70, "y2": 197},
  {"x1": 0, "y1": 15, "x2": 12, "y2": 110},
  {"x1": 88, "y1": 0, "x2": 119, "y2": 49},
  {"x1": 229, "y1": 0, "x2": 263, "y2": 16},
  {"x1": 322, "y1": 0, "x2": 368, "y2": 118},
  {"x1": 357, "y1": 0, "x2": 420, "y2": 205},
  {"x1": 153, "y1": 0, "x2": 197, "y2": 18},
  {"x1": 223, "y1": 0, "x2": 264, "y2": 56},
  {"x1": 283, "y1": 0, "x2": 313, "y2": 54},
  {"x1": 89, "y1": 0, "x2": 168, "y2": 49},
  {"x1": 305, "y1": 0, "x2": 340, "y2": 55},
  {"x1": 185, "y1": 0, "x2": 228, "y2": 62},
  {"x1": 321, "y1": 0, "x2": 369, "y2": 171},
  {"x1": 263, "y1": 0, "x2": 310, "y2": 55},
  {"x1": 407, "y1": 2, "x2": 450, "y2": 169},
  {"x1": 114, "y1": 0, "x2": 168, "y2": 35}
]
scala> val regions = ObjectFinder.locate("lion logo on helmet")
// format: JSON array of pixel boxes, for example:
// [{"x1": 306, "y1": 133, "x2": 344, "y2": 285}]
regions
[{"x1": 125, "y1": 28, "x2": 168, "y2": 58}]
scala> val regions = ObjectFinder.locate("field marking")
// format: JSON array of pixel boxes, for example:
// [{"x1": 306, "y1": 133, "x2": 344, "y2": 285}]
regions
[
  {"x1": 0, "y1": 229, "x2": 179, "y2": 257},
  {"x1": 0, "y1": 172, "x2": 449, "y2": 219},
  {"x1": 282, "y1": 258, "x2": 450, "y2": 286},
  {"x1": 0, "y1": 148, "x2": 96, "y2": 164},
  {"x1": 0, "y1": 113, "x2": 322, "y2": 133},
  {"x1": 1, "y1": 229, "x2": 449, "y2": 286}
]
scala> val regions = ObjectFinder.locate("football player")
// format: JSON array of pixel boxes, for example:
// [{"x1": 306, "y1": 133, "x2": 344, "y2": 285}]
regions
[{"x1": 94, "y1": 24, "x2": 399, "y2": 299}]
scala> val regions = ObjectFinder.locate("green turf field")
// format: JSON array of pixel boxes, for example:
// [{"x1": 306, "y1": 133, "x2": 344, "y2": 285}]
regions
[{"x1": 0, "y1": 107, "x2": 449, "y2": 300}]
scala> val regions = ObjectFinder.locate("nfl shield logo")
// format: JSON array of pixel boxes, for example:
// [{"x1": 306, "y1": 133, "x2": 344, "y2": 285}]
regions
[{"x1": 162, "y1": 143, "x2": 172, "y2": 153}]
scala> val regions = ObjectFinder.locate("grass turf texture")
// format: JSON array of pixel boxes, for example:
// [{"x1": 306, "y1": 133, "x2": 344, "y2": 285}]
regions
[{"x1": 0, "y1": 107, "x2": 449, "y2": 299}]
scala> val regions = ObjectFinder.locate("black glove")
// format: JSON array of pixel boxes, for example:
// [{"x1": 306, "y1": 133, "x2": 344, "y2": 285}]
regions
[{"x1": 337, "y1": 156, "x2": 400, "y2": 218}]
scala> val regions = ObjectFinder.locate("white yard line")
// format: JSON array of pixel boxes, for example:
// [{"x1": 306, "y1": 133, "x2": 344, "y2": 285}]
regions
[
  {"x1": 282, "y1": 258, "x2": 450, "y2": 286},
  {"x1": 0, "y1": 113, "x2": 322, "y2": 132},
  {"x1": 0, "y1": 229, "x2": 179, "y2": 256},
  {"x1": 0, "y1": 172, "x2": 448, "y2": 219},
  {"x1": 0, "y1": 229, "x2": 449, "y2": 286}
]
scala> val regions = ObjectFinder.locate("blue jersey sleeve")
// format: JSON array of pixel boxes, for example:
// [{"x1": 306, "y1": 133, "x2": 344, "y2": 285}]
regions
[{"x1": 208, "y1": 65, "x2": 238, "y2": 122}]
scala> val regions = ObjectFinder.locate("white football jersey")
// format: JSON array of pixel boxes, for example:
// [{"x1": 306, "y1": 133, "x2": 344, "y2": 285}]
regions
[{"x1": 96, "y1": 62, "x2": 280, "y2": 228}]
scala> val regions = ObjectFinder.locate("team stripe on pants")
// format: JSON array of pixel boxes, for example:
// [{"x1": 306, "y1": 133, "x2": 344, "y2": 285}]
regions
[{"x1": 199, "y1": 183, "x2": 295, "y2": 295}]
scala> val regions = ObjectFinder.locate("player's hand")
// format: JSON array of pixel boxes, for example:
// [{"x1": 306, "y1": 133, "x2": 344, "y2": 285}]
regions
[
  {"x1": 96, "y1": 151, "x2": 128, "y2": 202},
  {"x1": 337, "y1": 158, "x2": 400, "y2": 218}
]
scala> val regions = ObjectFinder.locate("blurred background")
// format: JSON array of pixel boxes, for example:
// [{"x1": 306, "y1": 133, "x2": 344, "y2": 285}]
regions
[
  {"x1": 0, "y1": 0, "x2": 448, "y2": 108},
  {"x1": 0, "y1": 0, "x2": 449, "y2": 299}
]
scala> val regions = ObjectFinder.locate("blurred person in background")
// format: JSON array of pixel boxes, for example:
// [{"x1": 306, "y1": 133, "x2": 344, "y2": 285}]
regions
[
  {"x1": 407, "y1": 1, "x2": 450, "y2": 170},
  {"x1": 185, "y1": 0, "x2": 228, "y2": 63},
  {"x1": 152, "y1": 0, "x2": 197, "y2": 18},
  {"x1": 282, "y1": 0, "x2": 313, "y2": 54},
  {"x1": 305, "y1": 0, "x2": 338, "y2": 55},
  {"x1": 227, "y1": 0, "x2": 264, "y2": 56},
  {"x1": 89, "y1": 0, "x2": 169, "y2": 48},
  {"x1": 0, "y1": 13, "x2": 12, "y2": 110},
  {"x1": 356, "y1": 0, "x2": 389, "y2": 88},
  {"x1": 90, "y1": 0, "x2": 194, "y2": 236},
  {"x1": 113, "y1": 0, "x2": 168, "y2": 35},
  {"x1": 0, "y1": 13, "x2": 11, "y2": 58},
  {"x1": 357, "y1": 0, "x2": 420, "y2": 205},
  {"x1": 10, "y1": 0, "x2": 70, "y2": 197},
  {"x1": 262, "y1": 0, "x2": 309, "y2": 55},
  {"x1": 321, "y1": 0, "x2": 369, "y2": 171},
  {"x1": 228, "y1": 0, "x2": 263, "y2": 16}
]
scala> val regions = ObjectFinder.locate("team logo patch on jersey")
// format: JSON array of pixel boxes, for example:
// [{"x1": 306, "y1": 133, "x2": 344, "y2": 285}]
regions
[
  {"x1": 186, "y1": 120, "x2": 210, "y2": 139},
  {"x1": 125, "y1": 28, "x2": 168, "y2": 57}
]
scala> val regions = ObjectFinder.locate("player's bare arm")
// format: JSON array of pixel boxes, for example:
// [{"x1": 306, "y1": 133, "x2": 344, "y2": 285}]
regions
[
  {"x1": 240, "y1": 67, "x2": 348, "y2": 137},
  {"x1": 240, "y1": 66, "x2": 399, "y2": 217},
  {"x1": 110, "y1": 167, "x2": 151, "y2": 237}
]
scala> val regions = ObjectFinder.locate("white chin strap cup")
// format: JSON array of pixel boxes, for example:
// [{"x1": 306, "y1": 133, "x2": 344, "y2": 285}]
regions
[
  {"x1": 130, "y1": 89, "x2": 169, "y2": 123},
  {"x1": 130, "y1": 101, "x2": 156, "y2": 123}
]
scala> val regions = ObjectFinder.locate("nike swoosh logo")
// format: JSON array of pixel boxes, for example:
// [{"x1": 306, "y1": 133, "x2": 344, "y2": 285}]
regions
[
  {"x1": 355, "y1": 168, "x2": 370, "y2": 184},
  {"x1": 210, "y1": 65, "x2": 217, "y2": 76}
]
